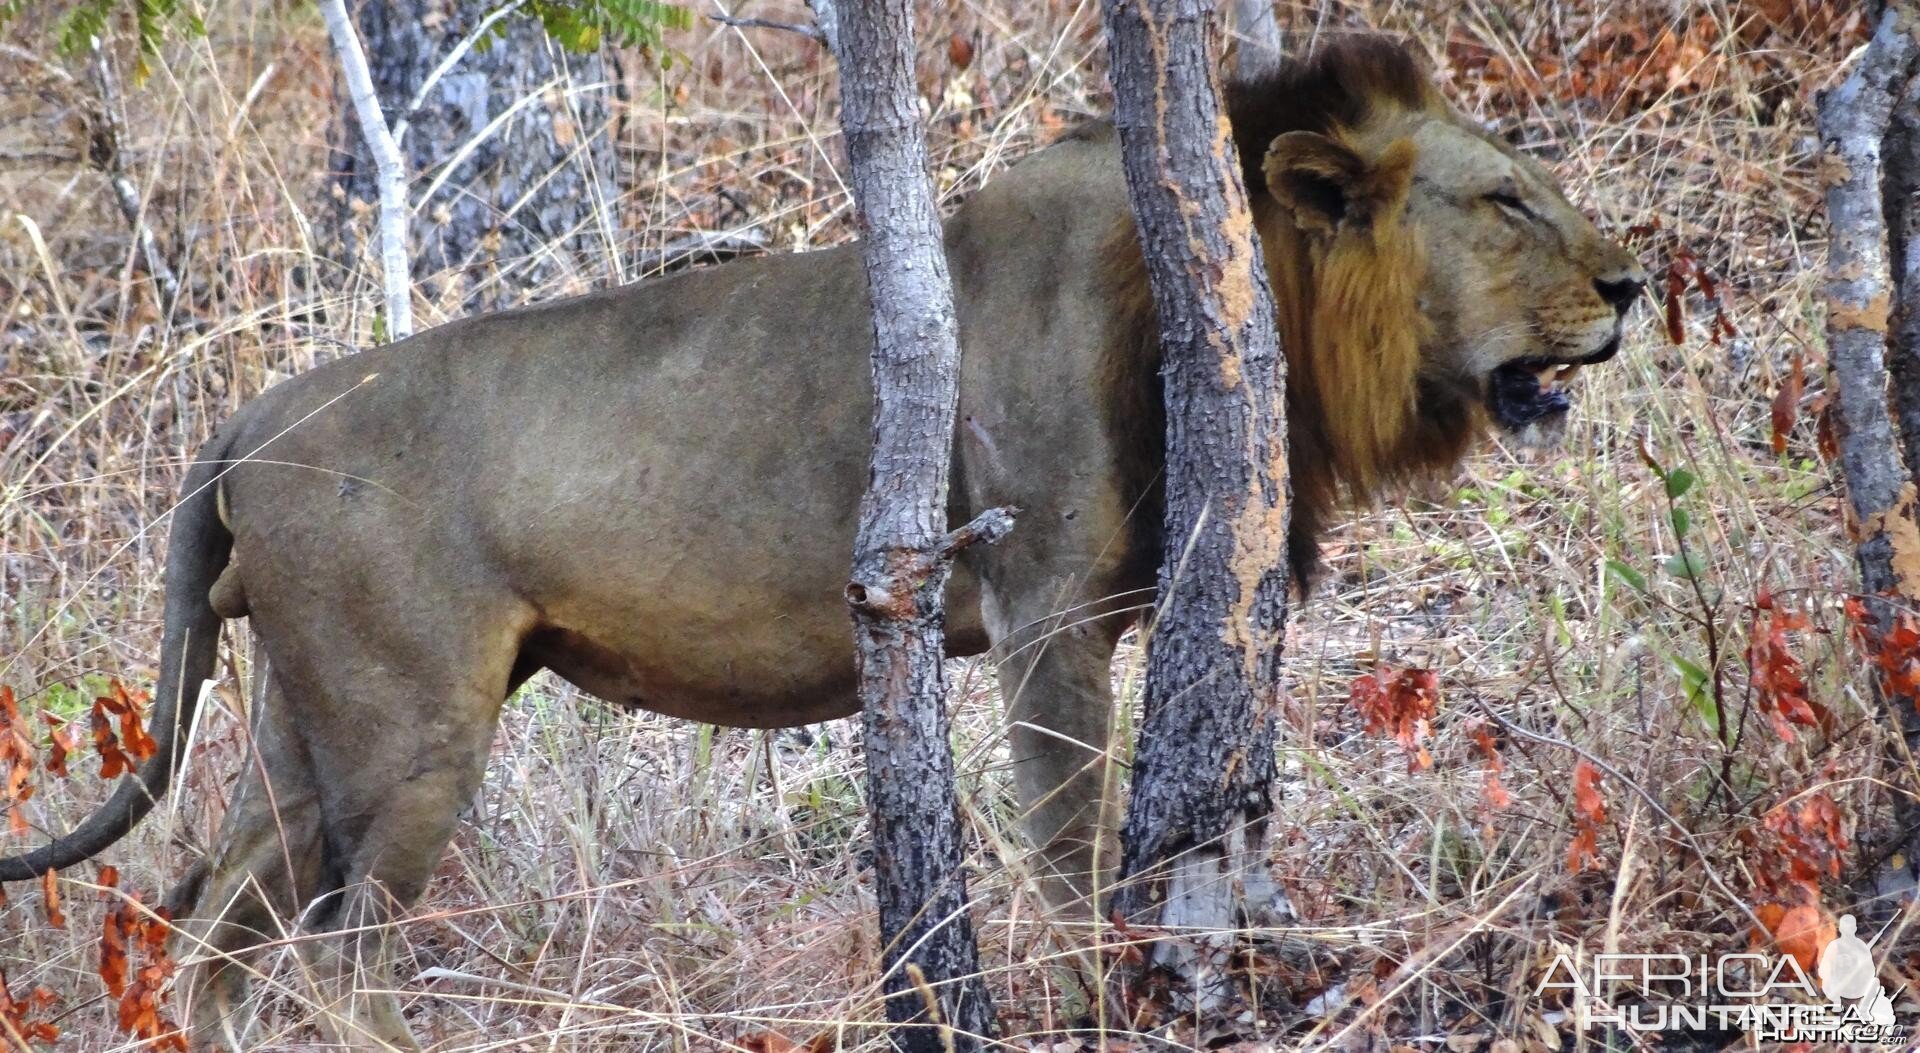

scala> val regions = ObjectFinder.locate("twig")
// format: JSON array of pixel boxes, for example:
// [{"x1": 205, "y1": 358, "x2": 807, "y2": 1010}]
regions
[
  {"x1": 705, "y1": 11, "x2": 825, "y2": 44},
  {"x1": 631, "y1": 227, "x2": 769, "y2": 275},
  {"x1": 1470, "y1": 700, "x2": 1765, "y2": 934},
  {"x1": 804, "y1": 0, "x2": 840, "y2": 55},
  {"x1": 319, "y1": 0, "x2": 414, "y2": 340},
  {"x1": 87, "y1": 42, "x2": 181, "y2": 315},
  {"x1": 392, "y1": 0, "x2": 526, "y2": 147}
]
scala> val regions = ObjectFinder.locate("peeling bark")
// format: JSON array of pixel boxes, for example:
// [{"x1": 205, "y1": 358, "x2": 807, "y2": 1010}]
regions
[
  {"x1": 1819, "y1": 3, "x2": 1920, "y2": 904},
  {"x1": 834, "y1": 0, "x2": 1003, "y2": 1046},
  {"x1": 1097, "y1": 0, "x2": 1292, "y2": 1015}
]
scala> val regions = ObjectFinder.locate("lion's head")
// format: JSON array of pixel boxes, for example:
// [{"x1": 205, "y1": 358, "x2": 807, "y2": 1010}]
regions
[{"x1": 1217, "y1": 36, "x2": 1647, "y2": 578}]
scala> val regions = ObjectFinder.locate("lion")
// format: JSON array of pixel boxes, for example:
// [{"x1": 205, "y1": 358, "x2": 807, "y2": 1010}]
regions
[{"x1": 1, "y1": 36, "x2": 1642, "y2": 1048}]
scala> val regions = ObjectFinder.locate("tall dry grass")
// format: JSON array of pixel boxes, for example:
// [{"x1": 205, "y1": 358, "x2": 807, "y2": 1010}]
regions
[{"x1": 0, "y1": 0, "x2": 1905, "y2": 1049}]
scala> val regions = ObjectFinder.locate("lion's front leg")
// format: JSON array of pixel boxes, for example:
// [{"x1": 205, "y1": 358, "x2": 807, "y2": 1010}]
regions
[{"x1": 993, "y1": 598, "x2": 1130, "y2": 915}]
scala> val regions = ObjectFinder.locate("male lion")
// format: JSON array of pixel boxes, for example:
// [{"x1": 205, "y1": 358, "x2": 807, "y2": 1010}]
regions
[{"x1": 2, "y1": 36, "x2": 1642, "y2": 1048}]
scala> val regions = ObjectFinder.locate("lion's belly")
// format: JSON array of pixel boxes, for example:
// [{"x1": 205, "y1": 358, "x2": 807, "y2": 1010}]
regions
[{"x1": 515, "y1": 563, "x2": 989, "y2": 728}]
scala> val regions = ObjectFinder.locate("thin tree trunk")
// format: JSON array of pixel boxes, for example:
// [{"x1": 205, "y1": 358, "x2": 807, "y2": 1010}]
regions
[
  {"x1": 320, "y1": 0, "x2": 413, "y2": 339},
  {"x1": 333, "y1": 0, "x2": 616, "y2": 316},
  {"x1": 833, "y1": 1, "x2": 1005, "y2": 1047},
  {"x1": 1819, "y1": 3, "x2": 1920, "y2": 900},
  {"x1": 1097, "y1": 0, "x2": 1291, "y2": 1014},
  {"x1": 1226, "y1": 0, "x2": 1283, "y2": 82}
]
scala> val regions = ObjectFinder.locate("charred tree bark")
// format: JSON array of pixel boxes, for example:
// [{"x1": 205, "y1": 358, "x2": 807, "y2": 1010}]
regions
[
  {"x1": 1818, "y1": 4, "x2": 1920, "y2": 901},
  {"x1": 333, "y1": 0, "x2": 616, "y2": 315},
  {"x1": 834, "y1": 1, "x2": 1005, "y2": 1047},
  {"x1": 1098, "y1": 0, "x2": 1291, "y2": 1012}
]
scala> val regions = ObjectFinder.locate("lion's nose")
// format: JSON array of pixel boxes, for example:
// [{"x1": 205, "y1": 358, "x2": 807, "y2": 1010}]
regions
[{"x1": 1594, "y1": 275, "x2": 1645, "y2": 315}]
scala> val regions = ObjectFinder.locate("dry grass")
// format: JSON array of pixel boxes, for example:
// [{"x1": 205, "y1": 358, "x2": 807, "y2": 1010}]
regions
[{"x1": 0, "y1": 0, "x2": 1909, "y2": 1049}]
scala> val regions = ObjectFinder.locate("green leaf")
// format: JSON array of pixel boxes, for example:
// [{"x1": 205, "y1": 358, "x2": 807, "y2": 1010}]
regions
[
  {"x1": 1663, "y1": 551, "x2": 1706, "y2": 578},
  {"x1": 1665, "y1": 467, "x2": 1696, "y2": 499},
  {"x1": 1670, "y1": 507, "x2": 1691, "y2": 538},
  {"x1": 1669, "y1": 654, "x2": 1719, "y2": 735},
  {"x1": 1606, "y1": 559, "x2": 1648, "y2": 593}
]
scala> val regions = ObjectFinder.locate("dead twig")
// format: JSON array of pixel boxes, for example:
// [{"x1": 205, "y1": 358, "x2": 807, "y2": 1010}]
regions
[{"x1": 87, "y1": 42, "x2": 181, "y2": 317}]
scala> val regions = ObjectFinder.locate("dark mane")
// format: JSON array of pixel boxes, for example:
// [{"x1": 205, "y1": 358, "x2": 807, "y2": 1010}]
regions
[
  {"x1": 1224, "y1": 35, "x2": 1441, "y2": 200},
  {"x1": 1100, "y1": 34, "x2": 1450, "y2": 591}
]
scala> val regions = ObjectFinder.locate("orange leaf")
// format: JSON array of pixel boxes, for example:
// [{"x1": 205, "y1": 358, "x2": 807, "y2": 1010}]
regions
[
  {"x1": 40, "y1": 871, "x2": 62, "y2": 929},
  {"x1": 1770, "y1": 354, "x2": 1804, "y2": 455},
  {"x1": 1349, "y1": 667, "x2": 1440, "y2": 771},
  {"x1": 1755, "y1": 896, "x2": 1834, "y2": 973},
  {"x1": 43, "y1": 715, "x2": 76, "y2": 780},
  {"x1": 1566, "y1": 824, "x2": 1598, "y2": 872},
  {"x1": 100, "y1": 902, "x2": 131, "y2": 998},
  {"x1": 89, "y1": 699, "x2": 131, "y2": 781},
  {"x1": 1572, "y1": 760, "x2": 1608, "y2": 824},
  {"x1": 947, "y1": 32, "x2": 974, "y2": 71}
]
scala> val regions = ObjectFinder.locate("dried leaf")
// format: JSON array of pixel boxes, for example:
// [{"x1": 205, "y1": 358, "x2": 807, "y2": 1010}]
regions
[
  {"x1": 1748, "y1": 591, "x2": 1822, "y2": 742},
  {"x1": 40, "y1": 871, "x2": 62, "y2": 929},
  {"x1": 947, "y1": 32, "x2": 974, "y2": 70},
  {"x1": 1349, "y1": 667, "x2": 1440, "y2": 771},
  {"x1": 44, "y1": 714, "x2": 76, "y2": 779},
  {"x1": 1770, "y1": 354, "x2": 1803, "y2": 455}
]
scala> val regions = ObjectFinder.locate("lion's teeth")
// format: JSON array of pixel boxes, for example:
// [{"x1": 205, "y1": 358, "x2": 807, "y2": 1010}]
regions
[{"x1": 1533, "y1": 363, "x2": 1582, "y2": 392}]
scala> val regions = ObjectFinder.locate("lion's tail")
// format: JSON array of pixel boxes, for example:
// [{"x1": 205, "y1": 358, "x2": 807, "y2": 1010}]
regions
[{"x1": 0, "y1": 431, "x2": 235, "y2": 882}]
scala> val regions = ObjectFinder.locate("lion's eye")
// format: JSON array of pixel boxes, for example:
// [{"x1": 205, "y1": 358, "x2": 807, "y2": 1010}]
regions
[{"x1": 1487, "y1": 190, "x2": 1533, "y2": 218}]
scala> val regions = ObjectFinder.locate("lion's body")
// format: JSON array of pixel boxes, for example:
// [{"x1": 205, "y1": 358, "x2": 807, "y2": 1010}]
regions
[
  {"x1": 0, "y1": 38, "x2": 1644, "y2": 1049},
  {"x1": 212, "y1": 128, "x2": 1141, "y2": 728}
]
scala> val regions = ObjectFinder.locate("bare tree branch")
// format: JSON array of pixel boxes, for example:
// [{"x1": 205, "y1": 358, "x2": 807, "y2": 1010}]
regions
[
  {"x1": 87, "y1": 41, "x2": 181, "y2": 315},
  {"x1": 319, "y1": 0, "x2": 414, "y2": 340},
  {"x1": 705, "y1": 10, "x2": 825, "y2": 43}
]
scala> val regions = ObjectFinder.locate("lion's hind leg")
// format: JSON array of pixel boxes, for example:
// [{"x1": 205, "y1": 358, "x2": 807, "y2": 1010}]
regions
[
  {"x1": 169, "y1": 675, "x2": 328, "y2": 1051},
  {"x1": 252, "y1": 587, "x2": 534, "y2": 1051}
]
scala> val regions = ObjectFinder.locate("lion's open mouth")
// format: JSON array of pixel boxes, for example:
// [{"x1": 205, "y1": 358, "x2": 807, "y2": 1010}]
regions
[{"x1": 1487, "y1": 357, "x2": 1580, "y2": 430}]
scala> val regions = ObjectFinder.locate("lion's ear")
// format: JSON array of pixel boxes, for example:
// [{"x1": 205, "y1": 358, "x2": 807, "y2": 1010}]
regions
[{"x1": 1264, "y1": 131, "x2": 1416, "y2": 237}]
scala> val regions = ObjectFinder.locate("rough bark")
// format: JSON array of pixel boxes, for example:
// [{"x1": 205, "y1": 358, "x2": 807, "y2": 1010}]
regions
[
  {"x1": 1097, "y1": 0, "x2": 1292, "y2": 1013},
  {"x1": 1819, "y1": 3, "x2": 1920, "y2": 902},
  {"x1": 333, "y1": 0, "x2": 616, "y2": 316},
  {"x1": 1888, "y1": 65, "x2": 1920, "y2": 479},
  {"x1": 834, "y1": 0, "x2": 1004, "y2": 1047}
]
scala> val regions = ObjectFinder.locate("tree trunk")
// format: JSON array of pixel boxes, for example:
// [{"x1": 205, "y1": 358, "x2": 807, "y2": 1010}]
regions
[
  {"x1": 1226, "y1": 0, "x2": 1283, "y2": 82},
  {"x1": 333, "y1": 0, "x2": 616, "y2": 315},
  {"x1": 833, "y1": 1, "x2": 1005, "y2": 1048},
  {"x1": 1097, "y1": 0, "x2": 1292, "y2": 1014},
  {"x1": 1818, "y1": 4, "x2": 1920, "y2": 903}
]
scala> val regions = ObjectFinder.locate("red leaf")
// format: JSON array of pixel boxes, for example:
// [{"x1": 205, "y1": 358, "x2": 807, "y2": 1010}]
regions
[
  {"x1": 1770, "y1": 354, "x2": 1804, "y2": 455},
  {"x1": 1349, "y1": 667, "x2": 1441, "y2": 771},
  {"x1": 40, "y1": 871, "x2": 62, "y2": 929},
  {"x1": 89, "y1": 698, "x2": 132, "y2": 781},
  {"x1": 0, "y1": 686, "x2": 36, "y2": 837},
  {"x1": 1572, "y1": 759, "x2": 1608, "y2": 824},
  {"x1": 947, "y1": 32, "x2": 974, "y2": 70},
  {"x1": 43, "y1": 714, "x2": 76, "y2": 780},
  {"x1": 1748, "y1": 593, "x2": 1822, "y2": 742}
]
